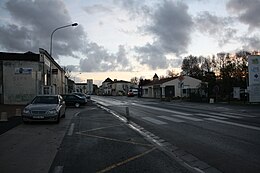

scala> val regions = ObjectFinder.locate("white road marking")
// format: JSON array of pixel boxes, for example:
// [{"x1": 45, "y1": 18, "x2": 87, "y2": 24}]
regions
[
  {"x1": 132, "y1": 103, "x2": 192, "y2": 115},
  {"x1": 53, "y1": 166, "x2": 63, "y2": 173},
  {"x1": 205, "y1": 118, "x2": 260, "y2": 131},
  {"x1": 142, "y1": 117, "x2": 167, "y2": 125},
  {"x1": 67, "y1": 123, "x2": 75, "y2": 136},
  {"x1": 133, "y1": 103, "x2": 202, "y2": 122},
  {"x1": 196, "y1": 113, "x2": 228, "y2": 120},
  {"x1": 224, "y1": 112, "x2": 256, "y2": 118},
  {"x1": 158, "y1": 116, "x2": 185, "y2": 123},
  {"x1": 208, "y1": 112, "x2": 242, "y2": 119},
  {"x1": 74, "y1": 112, "x2": 80, "y2": 117},
  {"x1": 168, "y1": 114, "x2": 203, "y2": 122}
]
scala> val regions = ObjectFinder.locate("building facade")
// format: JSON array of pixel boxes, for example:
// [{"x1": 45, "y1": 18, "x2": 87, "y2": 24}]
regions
[
  {"x1": 142, "y1": 75, "x2": 203, "y2": 99},
  {"x1": 0, "y1": 48, "x2": 66, "y2": 104}
]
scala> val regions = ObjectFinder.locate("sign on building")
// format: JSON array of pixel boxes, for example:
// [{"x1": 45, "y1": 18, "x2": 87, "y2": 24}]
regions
[
  {"x1": 15, "y1": 68, "x2": 32, "y2": 74},
  {"x1": 248, "y1": 55, "x2": 260, "y2": 102}
]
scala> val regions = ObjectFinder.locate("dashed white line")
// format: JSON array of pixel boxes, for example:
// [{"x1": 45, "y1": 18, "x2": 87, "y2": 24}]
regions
[
  {"x1": 168, "y1": 114, "x2": 203, "y2": 122},
  {"x1": 158, "y1": 116, "x2": 185, "y2": 123},
  {"x1": 142, "y1": 117, "x2": 167, "y2": 125},
  {"x1": 196, "y1": 113, "x2": 227, "y2": 120},
  {"x1": 53, "y1": 166, "x2": 63, "y2": 173},
  {"x1": 208, "y1": 112, "x2": 242, "y2": 119},
  {"x1": 67, "y1": 123, "x2": 75, "y2": 136},
  {"x1": 205, "y1": 118, "x2": 260, "y2": 131}
]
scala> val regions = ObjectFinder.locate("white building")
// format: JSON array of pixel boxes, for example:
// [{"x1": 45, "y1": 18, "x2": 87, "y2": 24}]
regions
[
  {"x1": 87, "y1": 79, "x2": 93, "y2": 94},
  {"x1": 0, "y1": 49, "x2": 66, "y2": 104},
  {"x1": 142, "y1": 75, "x2": 203, "y2": 99}
]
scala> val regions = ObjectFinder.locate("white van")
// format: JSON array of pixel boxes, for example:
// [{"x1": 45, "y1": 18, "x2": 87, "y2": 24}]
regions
[{"x1": 127, "y1": 89, "x2": 138, "y2": 97}]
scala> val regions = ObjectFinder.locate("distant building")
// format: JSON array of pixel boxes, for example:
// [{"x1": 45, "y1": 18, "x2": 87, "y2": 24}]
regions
[
  {"x1": 110, "y1": 79, "x2": 131, "y2": 96},
  {"x1": 141, "y1": 75, "x2": 203, "y2": 99},
  {"x1": 101, "y1": 78, "x2": 113, "y2": 95},
  {"x1": 0, "y1": 48, "x2": 66, "y2": 104},
  {"x1": 87, "y1": 79, "x2": 93, "y2": 94},
  {"x1": 75, "y1": 83, "x2": 87, "y2": 93}
]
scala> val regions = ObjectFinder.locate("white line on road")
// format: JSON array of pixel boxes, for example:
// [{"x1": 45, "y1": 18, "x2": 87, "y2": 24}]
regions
[
  {"x1": 224, "y1": 112, "x2": 256, "y2": 118},
  {"x1": 142, "y1": 117, "x2": 167, "y2": 125},
  {"x1": 196, "y1": 113, "x2": 228, "y2": 120},
  {"x1": 158, "y1": 116, "x2": 185, "y2": 123},
  {"x1": 205, "y1": 118, "x2": 260, "y2": 131},
  {"x1": 168, "y1": 114, "x2": 203, "y2": 122},
  {"x1": 133, "y1": 103, "x2": 203, "y2": 122},
  {"x1": 53, "y1": 166, "x2": 63, "y2": 173},
  {"x1": 67, "y1": 123, "x2": 75, "y2": 136},
  {"x1": 208, "y1": 112, "x2": 242, "y2": 119}
]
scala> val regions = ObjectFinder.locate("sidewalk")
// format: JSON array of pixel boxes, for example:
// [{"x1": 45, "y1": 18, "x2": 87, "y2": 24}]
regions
[
  {"x1": 0, "y1": 104, "x2": 24, "y2": 135},
  {"x1": 0, "y1": 104, "x2": 25, "y2": 118}
]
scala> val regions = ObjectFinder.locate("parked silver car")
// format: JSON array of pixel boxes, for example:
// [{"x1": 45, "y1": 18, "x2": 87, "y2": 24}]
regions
[{"x1": 22, "y1": 95, "x2": 66, "y2": 123}]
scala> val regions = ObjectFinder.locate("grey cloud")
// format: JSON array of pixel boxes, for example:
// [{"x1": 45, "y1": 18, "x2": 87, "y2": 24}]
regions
[
  {"x1": 195, "y1": 11, "x2": 237, "y2": 47},
  {"x1": 113, "y1": 0, "x2": 151, "y2": 19},
  {"x1": 1, "y1": 0, "x2": 85, "y2": 59},
  {"x1": 135, "y1": 1, "x2": 193, "y2": 70},
  {"x1": 148, "y1": 1, "x2": 193, "y2": 55},
  {"x1": 0, "y1": 24, "x2": 34, "y2": 51},
  {"x1": 82, "y1": 4, "x2": 113, "y2": 14},
  {"x1": 240, "y1": 35, "x2": 260, "y2": 50},
  {"x1": 135, "y1": 42, "x2": 168, "y2": 69},
  {"x1": 79, "y1": 44, "x2": 131, "y2": 72},
  {"x1": 226, "y1": 0, "x2": 260, "y2": 29}
]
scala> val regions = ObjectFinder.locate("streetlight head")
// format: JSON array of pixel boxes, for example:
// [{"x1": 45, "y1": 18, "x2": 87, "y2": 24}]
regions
[{"x1": 72, "y1": 23, "x2": 78, "y2": 26}]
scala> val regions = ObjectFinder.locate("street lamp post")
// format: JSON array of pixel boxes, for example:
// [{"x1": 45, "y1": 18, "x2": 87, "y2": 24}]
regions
[
  {"x1": 50, "y1": 23, "x2": 78, "y2": 56},
  {"x1": 49, "y1": 23, "x2": 78, "y2": 94}
]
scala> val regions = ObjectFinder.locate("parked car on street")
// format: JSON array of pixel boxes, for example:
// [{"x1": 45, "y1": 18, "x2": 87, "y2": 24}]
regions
[
  {"x1": 72, "y1": 92, "x2": 90, "y2": 102},
  {"x1": 61, "y1": 94, "x2": 87, "y2": 108},
  {"x1": 22, "y1": 95, "x2": 66, "y2": 124},
  {"x1": 127, "y1": 89, "x2": 138, "y2": 97}
]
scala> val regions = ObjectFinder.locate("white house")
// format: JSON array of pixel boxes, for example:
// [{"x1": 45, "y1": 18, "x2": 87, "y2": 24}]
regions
[
  {"x1": 110, "y1": 79, "x2": 131, "y2": 96},
  {"x1": 101, "y1": 78, "x2": 113, "y2": 95},
  {"x1": 142, "y1": 75, "x2": 203, "y2": 99}
]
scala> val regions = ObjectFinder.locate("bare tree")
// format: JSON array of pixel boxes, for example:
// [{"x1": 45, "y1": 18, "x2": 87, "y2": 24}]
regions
[
  {"x1": 166, "y1": 69, "x2": 179, "y2": 77},
  {"x1": 63, "y1": 66, "x2": 72, "y2": 78}
]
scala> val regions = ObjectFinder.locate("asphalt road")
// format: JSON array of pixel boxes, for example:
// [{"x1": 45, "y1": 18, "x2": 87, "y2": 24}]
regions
[
  {"x1": 49, "y1": 104, "x2": 190, "y2": 173},
  {"x1": 92, "y1": 96, "x2": 260, "y2": 173},
  {"x1": 0, "y1": 102, "x2": 192, "y2": 173}
]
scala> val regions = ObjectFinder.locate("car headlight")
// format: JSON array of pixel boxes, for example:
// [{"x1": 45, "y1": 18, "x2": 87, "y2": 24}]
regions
[
  {"x1": 23, "y1": 108, "x2": 30, "y2": 114},
  {"x1": 47, "y1": 109, "x2": 58, "y2": 115}
]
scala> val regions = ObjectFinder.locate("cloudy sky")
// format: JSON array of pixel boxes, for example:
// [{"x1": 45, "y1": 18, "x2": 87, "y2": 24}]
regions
[{"x1": 0, "y1": 0, "x2": 260, "y2": 84}]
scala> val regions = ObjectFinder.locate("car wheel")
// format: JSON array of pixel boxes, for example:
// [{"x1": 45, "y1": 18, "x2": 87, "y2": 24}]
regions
[
  {"x1": 22, "y1": 119, "x2": 29, "y2": 124},
  {"x1": 75, "y1": 103, "x2": 80, "y2": 108},
  {"x1": 55, "y1": 114, "x2": 60, "y2": 124},
  {"x1": 62, "y1": 112, "x2": 66, "y2": 118}
]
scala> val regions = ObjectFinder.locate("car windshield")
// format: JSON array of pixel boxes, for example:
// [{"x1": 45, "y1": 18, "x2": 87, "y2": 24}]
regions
[{"x1": 32, "y1": 96, "x2": 58, "y2": 104}]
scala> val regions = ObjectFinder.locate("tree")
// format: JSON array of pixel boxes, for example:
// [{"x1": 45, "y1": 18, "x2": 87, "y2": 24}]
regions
[
  {"x1": 181, "y1": 55, "x2": 203, "y2": 79},
  {"x1": 63, "y1": 66, "x2": 72, "y2": 78},
  {"x1": 166, "y1": 69, "x2": 179, "y2": 77},
  {"x1": 130, "y1": 77, "x2": 139, "y2": 85}
]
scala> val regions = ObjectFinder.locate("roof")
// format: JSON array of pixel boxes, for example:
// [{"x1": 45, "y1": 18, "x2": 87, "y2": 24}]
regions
[
  {"x1": 142, "y1": 77, "x2": 178, "y2": 86},
  {"x1": 110, "y1": 80, "x2": 131, "y2": 84},
  {"x1": 103, "y1": 78, "x2": 113, "y2": 83},
  {"x1": 0, "y1": 51, "x2": 40, "y2": 61}
]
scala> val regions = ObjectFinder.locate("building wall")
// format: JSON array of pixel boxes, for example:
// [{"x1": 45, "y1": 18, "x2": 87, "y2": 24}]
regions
[
  {"x1": 0, "y1": 61, "x2": 3, "y2": 103},
  {"x1": 75, "y1": 83, "x2": 87, "y2": 93},
  {"x1": 3, "y1": 60, "x2": 40, "y2": 104},
  {"x1": 142, "y1": 76, "x2": 202, "y2": 98},
  {"x1": 111, "y1": 82, "x2": 130, "y2": 95},
  {"x1": 162, "y1": 76, "x2": 201, "y2": 97},
  {"x1": 87, "y1": 79, "x2": 93, "y2": 94}
]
